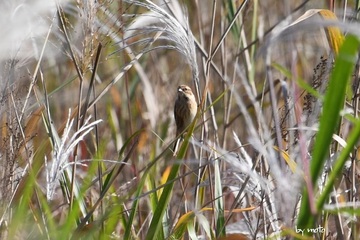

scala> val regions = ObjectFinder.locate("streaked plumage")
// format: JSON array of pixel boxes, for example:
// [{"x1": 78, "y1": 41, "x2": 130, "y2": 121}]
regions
[{"x1": 174, "y1": 85, "x2": 197, "y2": 136}]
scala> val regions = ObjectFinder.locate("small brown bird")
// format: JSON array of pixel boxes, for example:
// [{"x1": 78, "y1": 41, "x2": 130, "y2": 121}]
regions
[
  {"x1": 174, "y1": 85, "x2": 197, "y2": 136},
  {"x1": 173, "y1": 85, "x2": 197, "y2": 155}
]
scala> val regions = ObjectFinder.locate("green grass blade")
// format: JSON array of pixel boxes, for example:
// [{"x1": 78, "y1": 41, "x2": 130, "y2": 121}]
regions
[
  {"x1": 317, "y1": 116, "x2": 360, "y2": 210},
  {"x1": 214, "y1": 158, "x2": 225, "y2": 237},
  {"x1": 145, "y1": 161, "x2": 181, "y2": 240},
  {"x1": 145, "y1": 112, "x2": 198, "y2": 239},
  {"x1": 297, "y1": 34, "x2": 360, "y2": 230}
]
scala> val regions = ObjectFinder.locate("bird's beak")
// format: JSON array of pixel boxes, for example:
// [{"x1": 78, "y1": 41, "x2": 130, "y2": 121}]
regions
[{"x1": 178, "y1": 88, "x2": 183, "y2": 92}]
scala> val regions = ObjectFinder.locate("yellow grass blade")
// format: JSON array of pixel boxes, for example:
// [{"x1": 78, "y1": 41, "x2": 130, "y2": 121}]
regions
[{"x1": 289, "y1": 9, "x2": 344, "y2": 54}]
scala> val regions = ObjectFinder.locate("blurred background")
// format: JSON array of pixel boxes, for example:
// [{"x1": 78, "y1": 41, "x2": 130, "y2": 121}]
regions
[{"x1": 0, "y1": 0, "x2": 359, "y2": 239}]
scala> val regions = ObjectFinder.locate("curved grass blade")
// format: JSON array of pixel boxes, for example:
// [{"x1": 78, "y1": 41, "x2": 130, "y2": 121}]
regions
[
  {"x1": 297, "y1": 34, "x2": 360, "y2": 231},
  {"x1": 145, "y1": 111, "x2": 199, "y2": 240}
]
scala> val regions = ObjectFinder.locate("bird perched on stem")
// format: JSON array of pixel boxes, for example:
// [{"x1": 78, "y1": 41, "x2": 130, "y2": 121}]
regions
[{"x1": 173, "y1": 85, "x2": 197, "y2": 156}]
